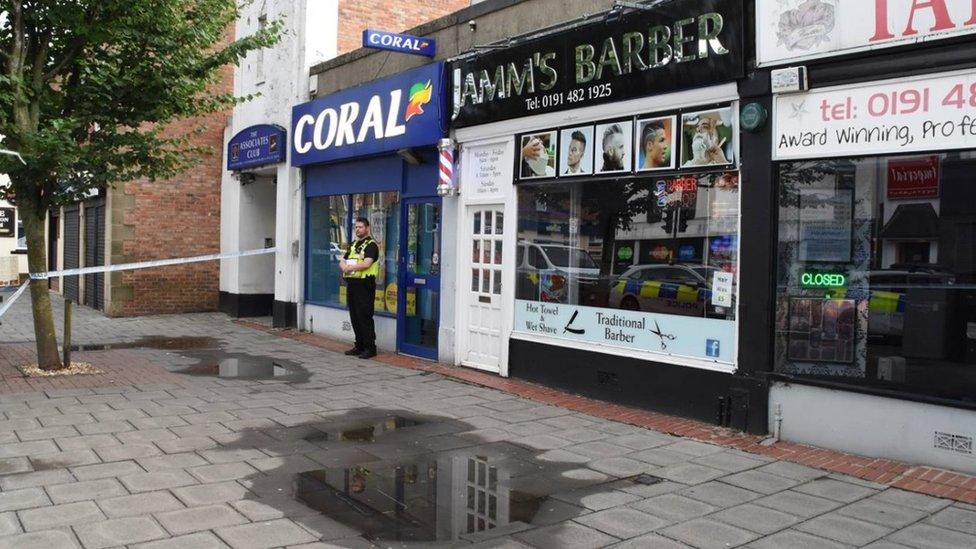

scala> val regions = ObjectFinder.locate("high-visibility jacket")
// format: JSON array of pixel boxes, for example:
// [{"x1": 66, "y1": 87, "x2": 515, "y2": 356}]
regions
[{"x1": 343, "y1": 237, "x2": 380, "y2": 279}]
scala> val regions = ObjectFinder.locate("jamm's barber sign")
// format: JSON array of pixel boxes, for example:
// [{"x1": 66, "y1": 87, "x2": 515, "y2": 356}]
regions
[{"x1": 758, "y1": 0, "x2": 976, "y2": 66}]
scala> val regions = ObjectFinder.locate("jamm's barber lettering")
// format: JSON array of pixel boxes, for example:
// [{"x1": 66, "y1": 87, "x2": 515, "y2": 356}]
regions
[
  {"x1": 575, "y1": 13, "x2": 728, "y2": 84},
  {"x1": 451, "y1": 10, "x2": 730, "y2": 119}
]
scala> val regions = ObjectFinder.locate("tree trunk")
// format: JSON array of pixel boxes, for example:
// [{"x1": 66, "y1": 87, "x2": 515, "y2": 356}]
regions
[{"x1": 18, "y1": 201, "x2": 63, "y2": 370}]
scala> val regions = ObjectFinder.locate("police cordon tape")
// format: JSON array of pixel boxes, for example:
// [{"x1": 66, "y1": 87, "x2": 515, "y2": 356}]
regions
[{"x1": 0, "y1": 247, "x2": 278, "y2": 321}]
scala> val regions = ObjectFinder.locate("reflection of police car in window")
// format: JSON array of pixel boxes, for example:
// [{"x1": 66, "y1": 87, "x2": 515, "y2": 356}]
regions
[
  {"x1": 608, "y1": 263, "x2": 732, "y2": 318},
  {"x1": 516, "y1": 241, "x2": 600, "y2": 303},
  {"x1": 864, "y1": 269, "x2": 955, "y2": 338}
]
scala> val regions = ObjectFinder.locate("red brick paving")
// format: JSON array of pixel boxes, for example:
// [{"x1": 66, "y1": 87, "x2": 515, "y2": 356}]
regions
[
  {"x1": 237, "y1": 319, "x2": 976, "y2": 505},
  {"x1": 0, "y1": 343, "x2": 183, "y2": 394}
]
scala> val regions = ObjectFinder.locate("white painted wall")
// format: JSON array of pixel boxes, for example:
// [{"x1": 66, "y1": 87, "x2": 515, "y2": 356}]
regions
[
  {"x1": 306, "y1": 303, "x2": 398, "y2": 351},
  {"x1": 770, "y1": 382, "x2": 976, "y2": 474},
  {"x1": 220, "y1": 0, "x2": 339, "y2": 304}
]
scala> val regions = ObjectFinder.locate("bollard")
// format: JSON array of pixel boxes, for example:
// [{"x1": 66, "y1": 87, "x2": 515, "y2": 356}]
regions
[{"x1": 63, "y1": 299, "x2": 72, "y2": 366}]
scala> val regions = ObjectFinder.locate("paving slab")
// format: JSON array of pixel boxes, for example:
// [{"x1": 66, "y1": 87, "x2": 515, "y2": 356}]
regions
[
  {"x1": 98, "y1": 491, "x2": 186, "y2": 518},
  {"x1": 660, "y1": 517, "x2": 759, "y2": 549},
  {"x1": 46, "y1": 478, "x2": 127, "y2": 504},
  {"x1": 838, "y1": 499, "x2": 929, "y2": 529},
  {"x1": 680, "y1": 480, "x2": 762, "y2": 508},
  {"x1": 18, "y1": 501, "x2": 104, "y2": 531},
  {"x1": 155, "y1": 504, "x2": 248, "y2": 535},
  {"x1": 794, "y1": 478, "x2": 880, "y2": 503},
  {"x1": 926, "y1": 506, "x2": 976, "y2": 536},
  {"x1": 886, "y1": 523, "x2": 976, "y2": 549},
  {"x1": 75, "y1": 517, "x2": 167, "y2": 548},
  {"x1": 711, "y1": 502, "x2": 800, "y2": 535},
  {"x1": 0, "y1": 512, "x2": 20, "y2": 536},
  {"x1": 745, "y1": 529, "x2": 851, "y2": 549},
  {"x1": 795, "y1": 513, "x2": 894, "y2": 546},
  {"x1": 0, "y1": 530, "x2": 80, "y2": 549},
  {"x1": 214, "y1": 518, "x2": 318, "y2": 549},
  {"x1": 514, "y1": 521, "x2": 620, "y2": 549},
  {"x1": 631, "y1": 493, "x2": 717, "y2": 523},
  {"x1": 573, "y1": 507, "x2": 668, "y2": 539},
  {"x1": 133, "y1": 531, "x2": 230, "y2": 549}
]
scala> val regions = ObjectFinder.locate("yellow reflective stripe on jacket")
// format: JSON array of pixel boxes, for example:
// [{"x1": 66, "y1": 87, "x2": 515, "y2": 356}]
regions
[{"x1": 344, "y1": 237, "x2": 380, "y2": 279}]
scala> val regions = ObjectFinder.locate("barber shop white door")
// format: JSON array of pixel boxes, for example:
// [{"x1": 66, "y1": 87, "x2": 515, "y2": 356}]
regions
[{"x1": 460, "y1": 206, "x2": 505, "y2": 374}]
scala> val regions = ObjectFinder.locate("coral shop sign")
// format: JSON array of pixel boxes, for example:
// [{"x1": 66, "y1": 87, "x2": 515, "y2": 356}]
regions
[{"x1": 758, "y1": 0, "x2": 976, "y2": 66}]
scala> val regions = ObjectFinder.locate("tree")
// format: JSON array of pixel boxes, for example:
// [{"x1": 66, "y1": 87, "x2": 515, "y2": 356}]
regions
[{"x1": 0, "y1": 1, "x2": 281, "y2": 369}]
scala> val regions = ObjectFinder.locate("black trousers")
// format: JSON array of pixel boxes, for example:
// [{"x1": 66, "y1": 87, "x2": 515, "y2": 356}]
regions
[{"x1": 346, "y1": 277, "x2": 376, "y2": 351}]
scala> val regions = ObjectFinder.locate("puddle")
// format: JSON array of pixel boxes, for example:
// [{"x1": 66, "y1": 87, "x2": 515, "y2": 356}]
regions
[
  {"x1": 69, "y1": 335, "x2": 220, "y2": 351},
  {"x1": 304, "y1": 416, "x2": 424, "y2": 444},
  {"x1": 209, "y1": 409, "x2": 643, "y2": 544},
  {"x1": 295, "y1": 457, "x2": 551, "y2": 543},
  {"x1": 176, "y1": 354, "x2": 305, "y2": 381}
]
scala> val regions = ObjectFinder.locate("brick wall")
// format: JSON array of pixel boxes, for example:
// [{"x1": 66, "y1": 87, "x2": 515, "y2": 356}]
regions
[
  {"x1": 337, "y1": 0, "x2": 472, "y2": 54},
  {"x1": 107, "y1": 29, "x2": 234, "y2": 317}
]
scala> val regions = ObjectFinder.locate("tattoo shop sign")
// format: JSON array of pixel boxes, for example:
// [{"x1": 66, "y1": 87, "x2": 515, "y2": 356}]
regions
[
  {"x1": 449, "y1": 0, "x2": 744, "y2": 127},
  {"x1": 758, "y1": 1, "x2": 976, "y2": 67},
  {"x1": 513, "y1": 299, "x2": 736, "y2": 365},
  {"x1": 774, "y1": 69, "x2": 976, "y2": 160}
]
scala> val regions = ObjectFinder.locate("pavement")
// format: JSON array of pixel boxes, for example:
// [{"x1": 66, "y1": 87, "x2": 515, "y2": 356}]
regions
[{"x1": 0, "y1": 295, "x2": 975, "y2": 548}]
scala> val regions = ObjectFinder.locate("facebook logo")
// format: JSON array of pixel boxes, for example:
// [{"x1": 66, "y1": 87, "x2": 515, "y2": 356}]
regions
[{"x1": 705, "y1": 339, "x2": 721, "y2": 358}]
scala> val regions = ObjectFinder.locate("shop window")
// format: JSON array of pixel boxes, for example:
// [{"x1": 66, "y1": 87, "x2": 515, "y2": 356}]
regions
[
  {"x1": 354, "y1": 192, "x2": 400, "y2": 314},
  {"x1": 515, "y1": 173, "x2": 739, "y2": 364},
  {"x1": 16, "y1": 219, "x2": 26, "y2": 250},
  {"x1": 774, "y1": 153, "x2": 976, "y2": 403},
  {"x1": 306, "y1": 192, "x2": 400, "y2": 315}
]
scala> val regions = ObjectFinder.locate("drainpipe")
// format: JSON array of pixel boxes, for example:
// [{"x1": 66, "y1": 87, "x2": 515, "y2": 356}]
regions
[{"x1": 772, "y1": 403, "x2": 783, "y2": 442}]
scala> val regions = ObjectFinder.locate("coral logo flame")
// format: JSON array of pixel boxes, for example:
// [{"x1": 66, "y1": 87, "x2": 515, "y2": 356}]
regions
[{"x1": 405, "y1": 80, "x2": 432, "y2": 122}]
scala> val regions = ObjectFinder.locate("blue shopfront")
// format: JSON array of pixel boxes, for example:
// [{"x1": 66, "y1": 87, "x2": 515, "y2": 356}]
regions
[{"x1": 292, "y1": 63, "x2": 447, "y2": 360}]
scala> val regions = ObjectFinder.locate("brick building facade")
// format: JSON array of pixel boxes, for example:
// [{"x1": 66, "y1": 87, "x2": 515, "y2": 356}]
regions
[{"x1": 336, "y1": 0, "x2": 473, "y2": 54}]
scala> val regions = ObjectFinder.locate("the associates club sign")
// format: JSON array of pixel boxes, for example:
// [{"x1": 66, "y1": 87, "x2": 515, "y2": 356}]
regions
[
  {"x1": 449, "y1": 0, "x2": 744, "y2": 127},
  {"x1": 758, "y1": 0, "x2": 976, "y2": 66}
]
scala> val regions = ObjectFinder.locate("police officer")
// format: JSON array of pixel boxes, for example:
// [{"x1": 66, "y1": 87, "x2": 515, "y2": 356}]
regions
[{"x1": 340, "y1": 217, "x2": 380, "y2": 359}]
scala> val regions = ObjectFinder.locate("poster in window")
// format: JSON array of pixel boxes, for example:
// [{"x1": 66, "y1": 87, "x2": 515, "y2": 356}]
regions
[
  {"x1": 595, "y1": 120, "x2": 633, "y2": 175},
  {"x1": 559, "y1": 125, "x2": 594, "y2": 177},
  {"x1": 798, "y1": 188, "x2": 852, "y2": 262},
  {"x1": 636, "y1": 116, "x2": 676, "y2": 172},
  {"x1": 681, "y1": 108, "x2": 734, "y2": 168},
  {"x1": 519, "y1": 130, "x2": 557, "y2": 179},
  {"x1": 788, "y1": 298, "x2": 856, "y2": 363}
]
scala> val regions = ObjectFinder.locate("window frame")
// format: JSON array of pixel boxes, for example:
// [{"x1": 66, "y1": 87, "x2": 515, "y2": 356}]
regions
[
  {"x1": 304, "y1": 192, "x2": 398, "y2": 318},
  {"x1": 772, "y1": 151, "x2": 976, "y2": 406}
]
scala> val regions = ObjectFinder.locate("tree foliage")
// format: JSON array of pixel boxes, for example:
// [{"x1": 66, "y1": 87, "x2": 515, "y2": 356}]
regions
[
  {"x1": 0, "y1": 0, "x2": 281, "y2": 209},
  {"x1": 0, "y1": 0, "x2": 281, "y2": 370}
]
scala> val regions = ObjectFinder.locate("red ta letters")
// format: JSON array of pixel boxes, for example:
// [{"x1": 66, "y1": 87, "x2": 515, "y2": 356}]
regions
[{"x1": 871, "y1": 0, "x2": 976, "y2": 42}]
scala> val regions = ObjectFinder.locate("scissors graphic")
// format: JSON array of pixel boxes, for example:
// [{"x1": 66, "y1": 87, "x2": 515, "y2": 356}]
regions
[{"x1": 649, "y1": 319, "x2": 676, "y2": 350}]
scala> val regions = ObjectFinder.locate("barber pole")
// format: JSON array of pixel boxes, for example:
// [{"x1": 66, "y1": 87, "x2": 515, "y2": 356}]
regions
[{"x1": 437, "y1": 138, "x2": 456, "y2": 196}]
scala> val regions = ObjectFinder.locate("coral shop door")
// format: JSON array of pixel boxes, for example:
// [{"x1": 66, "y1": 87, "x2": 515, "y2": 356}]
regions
[{"x1": 397, "y1": 199, "x2": 440, "y2": 360}]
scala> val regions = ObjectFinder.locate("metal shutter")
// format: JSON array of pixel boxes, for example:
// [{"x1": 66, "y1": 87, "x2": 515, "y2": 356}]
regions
[
  {"x1": 63, "y1": 206, "x2": 80, "y2": 302},
  {"x1": 84, "y1": 199, "x2": 105, "y2": 311}
]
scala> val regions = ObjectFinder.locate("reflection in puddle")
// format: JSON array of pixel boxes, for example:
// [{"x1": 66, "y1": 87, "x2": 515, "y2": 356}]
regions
[
  {"x1": 304, "y1": 416, "x2": 424, "y2": 444},
  {"x1": 69, "y1": 336, "x2": 221, "y2": 351},
  {"x1": 178, "y1": 356, "x2": 301, "y2": 380},
  {"x1": 295, "y1": 455, "x2": 549, "y2": 543}
]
